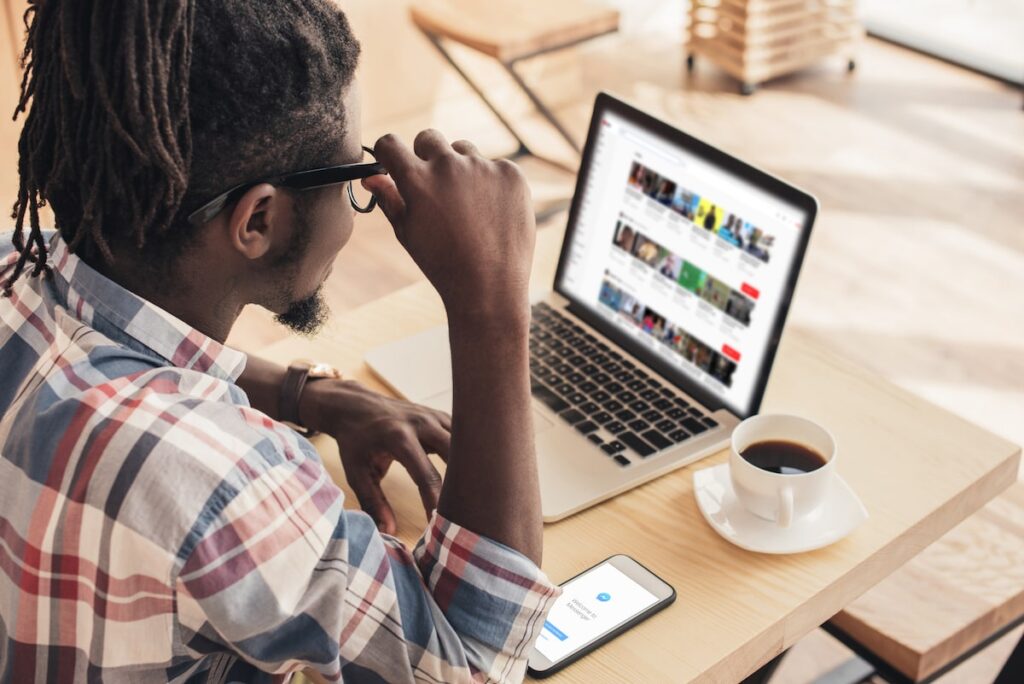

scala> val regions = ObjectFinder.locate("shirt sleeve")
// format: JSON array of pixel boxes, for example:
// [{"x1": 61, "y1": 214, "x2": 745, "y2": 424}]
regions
[{"x1": 173, "y1": 436, "x2": 561, "y2": 683}]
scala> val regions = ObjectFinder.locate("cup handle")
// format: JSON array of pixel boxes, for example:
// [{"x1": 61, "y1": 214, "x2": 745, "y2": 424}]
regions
[{"x1": 778, "y1": 486, "x2": 794, "y2": 528}]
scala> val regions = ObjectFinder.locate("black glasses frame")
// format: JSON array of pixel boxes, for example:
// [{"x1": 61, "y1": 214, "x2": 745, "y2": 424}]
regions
[{"x1": 187, "y1": 145, "x2": 386, "y2": 226}]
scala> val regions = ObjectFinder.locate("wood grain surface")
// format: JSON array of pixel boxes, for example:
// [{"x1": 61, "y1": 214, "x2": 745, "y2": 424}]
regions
[{"x1": 259, "y1": 224, "x2": 1020, "y2": 683}]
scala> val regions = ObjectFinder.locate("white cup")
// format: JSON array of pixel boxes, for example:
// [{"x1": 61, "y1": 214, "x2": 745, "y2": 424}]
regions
[{"x1": 729, "y1": 414, "x2": 836, "y2": 528}]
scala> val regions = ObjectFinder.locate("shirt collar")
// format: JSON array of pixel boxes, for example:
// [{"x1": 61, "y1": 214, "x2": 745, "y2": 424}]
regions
[{"x1": 49, "y1": 234, "x2": 248, "y2": 383}]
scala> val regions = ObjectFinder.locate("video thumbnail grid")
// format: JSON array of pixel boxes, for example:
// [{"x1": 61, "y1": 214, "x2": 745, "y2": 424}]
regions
[
  {"x1": 598, "y1": 277, "x2": 738, "y2": 388},
  {"x1": 612, "y1": 220, "x2": 755, "y2": 327},
  {"x1": 626, "y1": 161, "x2": 774, "y2": 264}
]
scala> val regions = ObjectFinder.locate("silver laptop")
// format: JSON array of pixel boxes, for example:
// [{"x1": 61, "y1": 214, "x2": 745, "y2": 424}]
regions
[{"x1": 366, "y1": 93, "x2": 817, "y2": 522}]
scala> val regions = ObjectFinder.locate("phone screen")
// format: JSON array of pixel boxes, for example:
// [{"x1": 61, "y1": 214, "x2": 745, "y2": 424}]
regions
[{"x1": 533, "y1": 560, "x2": 661, "y2": 664}]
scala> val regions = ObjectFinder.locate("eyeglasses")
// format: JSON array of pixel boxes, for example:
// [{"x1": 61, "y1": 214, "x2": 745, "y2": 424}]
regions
[{"x1": 187, "y1": 145, "x2": 386, "y2": 226}]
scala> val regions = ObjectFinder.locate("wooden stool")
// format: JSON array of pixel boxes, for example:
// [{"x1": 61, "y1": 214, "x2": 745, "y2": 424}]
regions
[
  {"x1": 820, "y1": 482, "x2": 1024, "y2": 683},
  {"x1": 409, "y1": 0, "x2": 619, "y2": 167}
]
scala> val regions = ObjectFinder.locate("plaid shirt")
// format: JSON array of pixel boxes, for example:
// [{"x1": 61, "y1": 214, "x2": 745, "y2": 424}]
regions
[{"x1": 0, "y1": 232, "x2": 559, "y2": 683}]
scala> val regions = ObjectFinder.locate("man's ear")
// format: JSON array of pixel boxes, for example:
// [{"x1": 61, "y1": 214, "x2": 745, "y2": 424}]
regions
[{"x1": 225, "y1": 183, "x2": 287, "y2": 260}]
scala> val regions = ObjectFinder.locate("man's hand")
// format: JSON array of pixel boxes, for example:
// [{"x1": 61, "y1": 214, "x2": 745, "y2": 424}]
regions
[
  {"x1": 362, "y1": 131, "x2": 543, "y2": 563},
  {"x1": 300, "y1": 379, "x2": 451, "y2": 535},
  {"x1": 363, "y1": 131, "x2": 535, "y2": 324}
]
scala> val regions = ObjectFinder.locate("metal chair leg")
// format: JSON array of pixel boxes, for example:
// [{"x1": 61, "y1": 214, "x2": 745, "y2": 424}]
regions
[
  {"x1": 420, "y1": 30, "x2": 534, "y2": 157},
  {"x1": 502, "y1": 58, "x2": 582, "y2": 154},
  {"x1": 416, "y1": 28, "x2": 579, "y2": 174},
  {"x1": 994, "y1": 632, "x2": 1024, "y2": 684}
]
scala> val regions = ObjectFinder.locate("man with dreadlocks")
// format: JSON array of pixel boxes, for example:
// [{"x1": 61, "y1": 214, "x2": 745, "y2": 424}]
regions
[{"x1": 0, "y1": 1, "x2": 558, "y2": 682}]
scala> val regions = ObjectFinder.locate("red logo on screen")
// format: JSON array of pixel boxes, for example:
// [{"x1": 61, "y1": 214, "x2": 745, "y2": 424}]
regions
[
  {"x1": 722, "y1": 345, "x2": 741, "y2": 362},
  {"x1": 741, "y1": 283, "x2": 760, "y2": 300}
]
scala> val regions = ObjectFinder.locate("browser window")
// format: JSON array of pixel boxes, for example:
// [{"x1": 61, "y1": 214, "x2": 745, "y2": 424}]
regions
[{"x1": 559, "y1": 110, "x2": 808, "y2": 416}]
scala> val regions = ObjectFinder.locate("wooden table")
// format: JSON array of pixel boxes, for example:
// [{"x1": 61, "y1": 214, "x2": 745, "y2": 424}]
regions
[{"x1": 259, "y1": 224, "x2": 1020, "y2": 683}]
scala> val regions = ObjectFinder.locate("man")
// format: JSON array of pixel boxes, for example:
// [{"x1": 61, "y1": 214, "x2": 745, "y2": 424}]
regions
[{"x1": 0, "y1": 1, "x2": 557, "y2": 682}]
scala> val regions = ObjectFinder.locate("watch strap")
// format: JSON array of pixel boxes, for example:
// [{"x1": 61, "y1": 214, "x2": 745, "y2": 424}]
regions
[{"x1": 280, "y1": 362, "x2": 315, "y2": 430}]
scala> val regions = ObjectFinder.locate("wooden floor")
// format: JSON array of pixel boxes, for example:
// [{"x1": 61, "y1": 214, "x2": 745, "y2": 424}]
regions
[{"x1": 1, "y1": 3, "x2": 1022, "y2": 681}]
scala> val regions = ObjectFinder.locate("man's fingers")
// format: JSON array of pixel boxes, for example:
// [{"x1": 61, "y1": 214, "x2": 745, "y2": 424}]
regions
[
  {"x1": 348, "y1": 470, "x2": 398, "y2": 535},
  {"x1": 362, "y1": 174, "x2": 407, "y2": 233},
  {"x1": 413, "y1": 129, "x2": 451, "y2": 161},
  {"x1": 431, "y1": 409, "x2": 452, "y2": 432},
  {"x1": 420, "y1": 422, "x2": 451, "y2": 463},
  {"x1": 451, "y1": 139, "x2": 481, "y2": 157},
  {"x1": 372, "y1": 133, "x2": 419, "y2": 184},
  {"x1": 393, "y1": 432, "x2": 442, "y2": 519}
]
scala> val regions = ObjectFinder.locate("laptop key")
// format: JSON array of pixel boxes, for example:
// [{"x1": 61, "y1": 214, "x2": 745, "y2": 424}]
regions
[
  {"x1": 604, "y1": 382, "x2": 624, "y2": 394},
  {"x1": 660, "y1": 387, "x2": 675, "y2": 397},
  {"x1": 555, "y1": 363, "x2": 573, "y2": 375},
  {"x1": 605, "y1": 421, "x2": 627, "y2": 434},
  {"x1": 602, "y1": 399, "x2": 624, "y2": 412},
  {"x1": 667, "y1": 407, "x2": 687, "y2": 420},
  {"x1": 591, "y1": 411, "x2": 614, "y2": 425},
  {"x1": 602, "y1": 362, "x2": 622, "y2": 374},
  {"x1": 601, "y1": 441, "x2": 626, "y2": 455},
  {"x1": 568, "y1": 392, "x2": 588, "y2": 405},
  {"x1": 591, "y1": 390, "x2": 611, "y2": 403},
  {"x1": 592, "y1": 373, "x2": 611, "y2": 385},
  {"x1": 681, "y1": 417, "x2": 708, "y2": 434},
  {"x1": 640, "y1": 389, "x2": 660, "y2": 401},
  {"x1": 656, "y1": 419, "x2": 677, "y2": 434},
  {"x1": 702, "y1": 417, "x2": 719, "y2": 428},
  {"x1": 579, "y1": 381, "x2": 598, "y2": 394},
  {"x1": 653, "y1": 398, "x2": 673, "y2": 411},
  {"x1": 646, "y1": 378, "x2": 661, "y2": 388},
  {"x1": 668, "y1": 428, "x2": 691, "y2": 443},
  {"x1": 530, "y1": 384, "x2": 569, "y2": 413},
  {"x1": 567, "y1": 372, "x2": 585, "y2": 384},
  {"x1": 629, "y1": 400, "x2": 650, "y2": 413},
  {"x1": 556, "y1": 383, "x2": 575, "y2": 397},
  {"x1": 642, "y1": 409, "x2": 662, "y2": 423},
  {"x1": 617, "y1": 391, "x2": 637, "y2": 403},
  {"x1": 614, "y1": 454, "x2": 631, "y2": 466},
  {"x1": 688, "y1": 407, "x2": 704, "y2": 418},
  {"x1": 615, "y1": 409, "x2": 636, "y2": 422},
  {"x1": 559, "y1": 408, "x2": 586, "y2": 425},
  {"x1": 622, "y1": 360, "x2": 636, "y2": 370},
  {"x1": 627, "y1": 379, "x2": 647, "y2": 391},
  {"x1": 642, "y1": 429, "x2": 673, "y2": 451},
  {"x1": 673, "y1": 397, "x2": 690, "y2": 408},
  {"x1": 586, "y1": 432, "x2": 603, "y2": 444},
  {"x1": 628, "y1": 419, "x2": 650, "y2": 433},
  {"x1": 579, "y1": 402, "x2": 600, "y2": 415},
  {"x1": 581, "y1": 364, "x2": 600, "y2": 375},
  {"x1": 615, "y1": 370, "x2": 634, "y2": 382},
  {"x1": 618, "y1": 432, "x2": 655, "y2": 457}
]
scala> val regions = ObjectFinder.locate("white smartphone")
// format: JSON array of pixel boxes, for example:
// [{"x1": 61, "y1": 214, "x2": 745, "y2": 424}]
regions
[{"x1": 527, "y1": 554, "x2": 676, "y2": 678}]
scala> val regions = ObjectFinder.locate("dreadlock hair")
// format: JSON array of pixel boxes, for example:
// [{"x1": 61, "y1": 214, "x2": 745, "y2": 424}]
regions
[{"x1": 3, "y1": 0, "x2": 360, "y2": 297}]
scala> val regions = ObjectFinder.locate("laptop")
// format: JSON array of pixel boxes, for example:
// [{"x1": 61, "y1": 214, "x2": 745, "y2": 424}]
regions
[{"x1": 366, "y1": 92, "x2": 817, "y2": 522}]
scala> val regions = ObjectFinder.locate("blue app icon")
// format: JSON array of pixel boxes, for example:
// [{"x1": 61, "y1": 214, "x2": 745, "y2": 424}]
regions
[{"x1": 597, "y1": 592, "x2": 611, "y2": 602}]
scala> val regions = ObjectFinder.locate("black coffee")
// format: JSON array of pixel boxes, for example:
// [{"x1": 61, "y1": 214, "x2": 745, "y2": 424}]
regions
[{"x1": 740, "y1": 440, "x2": 827, "y2": 475}]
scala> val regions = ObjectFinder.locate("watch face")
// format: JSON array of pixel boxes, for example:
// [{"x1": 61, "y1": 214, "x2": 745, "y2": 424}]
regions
[{"x1": 307, "y1": 362, "x2": 342, "y2": 380}]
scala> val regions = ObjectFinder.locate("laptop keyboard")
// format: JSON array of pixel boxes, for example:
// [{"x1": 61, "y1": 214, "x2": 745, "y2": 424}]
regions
[{"x1": 529, "y1": 303, "x2": 718, "y2": 466}]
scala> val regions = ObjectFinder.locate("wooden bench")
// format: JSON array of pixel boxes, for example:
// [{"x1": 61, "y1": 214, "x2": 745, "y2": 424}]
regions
[
  {"x1": 821, "y1": 481, "x2": 1024, "y2": 683},
  {"x1": 409, "y1": 0, "x2": 619, "y2": 164}
]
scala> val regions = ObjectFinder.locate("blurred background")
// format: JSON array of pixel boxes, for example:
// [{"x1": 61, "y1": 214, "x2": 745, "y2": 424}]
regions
[{"x1": 0, "y1": 2, "x2": 1021, "y2": 678}]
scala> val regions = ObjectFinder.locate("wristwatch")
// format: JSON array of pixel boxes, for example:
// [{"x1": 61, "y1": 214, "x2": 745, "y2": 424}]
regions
[{"x1": 279, "y1": 360, "x2": 342, "y2": 435}]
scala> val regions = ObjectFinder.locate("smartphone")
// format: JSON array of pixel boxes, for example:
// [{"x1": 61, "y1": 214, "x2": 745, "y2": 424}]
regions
[{"x1": 527, "y1": 554, "x2": 676, "y2": 678}]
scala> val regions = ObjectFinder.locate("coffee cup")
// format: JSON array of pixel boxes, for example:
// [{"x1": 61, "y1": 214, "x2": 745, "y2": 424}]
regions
[{"x1": 729, "y1": 414, "x2": 836, "y2": 527}]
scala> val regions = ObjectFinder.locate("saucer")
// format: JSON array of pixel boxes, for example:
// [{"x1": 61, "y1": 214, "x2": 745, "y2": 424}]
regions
[{"x1": 693, "y1": 463, "x2": 868, "y2": 554}]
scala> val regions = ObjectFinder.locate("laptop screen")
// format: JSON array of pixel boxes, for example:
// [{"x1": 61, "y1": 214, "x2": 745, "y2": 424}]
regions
[{"x1": 556, "y1": 100, "x2": 813, "y2": 418}]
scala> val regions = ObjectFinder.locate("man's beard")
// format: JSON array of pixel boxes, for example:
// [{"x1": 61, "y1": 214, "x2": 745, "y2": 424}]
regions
[{"x1": 274, "y1": 285, "x2": 329, "y2": 336}]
